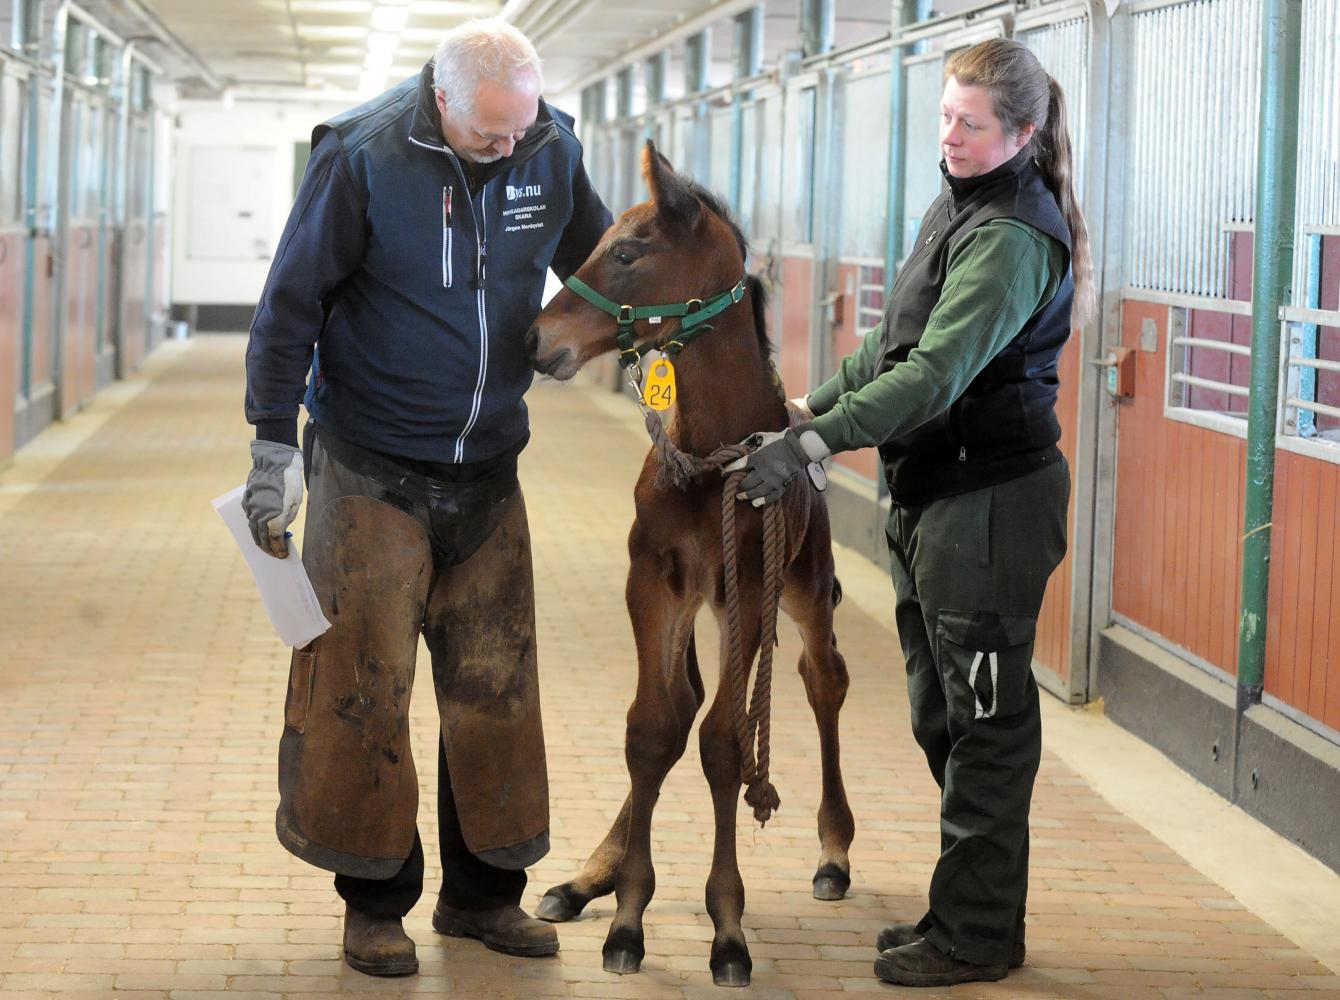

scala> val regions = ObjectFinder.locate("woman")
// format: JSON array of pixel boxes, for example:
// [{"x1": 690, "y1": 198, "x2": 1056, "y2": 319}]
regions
[{"x1": 729, "y1": 38, "x2": 1095, "y2": 988}]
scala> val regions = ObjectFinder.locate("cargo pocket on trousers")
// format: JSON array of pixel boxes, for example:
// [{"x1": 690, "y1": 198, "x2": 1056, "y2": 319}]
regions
[
  {"x1": 935, "y1": 610, "x2": 1037, "y2": 722},
  {"x1": 285, "y1": 647, "x2": 316, "y2": 733}
]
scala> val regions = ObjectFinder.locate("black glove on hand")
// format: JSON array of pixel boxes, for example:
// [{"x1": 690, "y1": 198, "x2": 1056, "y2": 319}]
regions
[{"x1": 724, "y1": 424, "x2": 831, "y2": 507}]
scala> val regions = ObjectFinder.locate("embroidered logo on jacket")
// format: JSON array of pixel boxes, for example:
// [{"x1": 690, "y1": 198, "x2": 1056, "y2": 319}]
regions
[{"x1": 503, "y1": 186, "x2": 547, "y2": 233}]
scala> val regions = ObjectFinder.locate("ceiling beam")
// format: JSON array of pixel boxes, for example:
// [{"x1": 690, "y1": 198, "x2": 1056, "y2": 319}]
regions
[{"x1": 556, "y1": 0, "x2": 763, "y2": 96}]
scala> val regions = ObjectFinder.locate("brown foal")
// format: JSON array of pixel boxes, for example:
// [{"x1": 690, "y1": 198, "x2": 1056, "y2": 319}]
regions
[{"x1": 525, "y1": 142, "x2": 854, "y2": 988}]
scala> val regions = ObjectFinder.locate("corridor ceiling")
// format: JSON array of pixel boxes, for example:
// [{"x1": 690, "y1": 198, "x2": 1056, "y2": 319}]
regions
[{"x1": 84, "y1": 0, "x2": 894, "y2": 101}]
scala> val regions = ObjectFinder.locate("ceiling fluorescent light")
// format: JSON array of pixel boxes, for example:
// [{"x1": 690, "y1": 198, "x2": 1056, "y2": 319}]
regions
[
  {"x1": 367, "y1": 30, "x2": 400, "y2": 56},
  {"x1": 371, "y1": 5, "x2": 410, "y2": 31}
]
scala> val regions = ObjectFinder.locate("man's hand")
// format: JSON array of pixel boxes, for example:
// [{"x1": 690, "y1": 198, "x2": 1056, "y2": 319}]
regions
[
  {"x1": 724, "y1": 424, "x2": 831, "y2": 507},
  {"x1": 242, "y1": 441, "x2": 304, "y2": 558}
]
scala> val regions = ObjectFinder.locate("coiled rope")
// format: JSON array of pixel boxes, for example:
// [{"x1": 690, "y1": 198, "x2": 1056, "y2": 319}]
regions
[{"x1": 640, "y1": 407, "x2": 809, "y2": 825}]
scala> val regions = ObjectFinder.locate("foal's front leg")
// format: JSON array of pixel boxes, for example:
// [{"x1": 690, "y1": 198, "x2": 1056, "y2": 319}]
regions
[
  {"x1": 697, "y1": 595, "x2": 765, "y2": 987},
  {"x1": 602, "y1": 563, "x2": 701, "y2": 974},
  {"x1": 536, "y1": 632, "x2": 705, "y2": 923}
]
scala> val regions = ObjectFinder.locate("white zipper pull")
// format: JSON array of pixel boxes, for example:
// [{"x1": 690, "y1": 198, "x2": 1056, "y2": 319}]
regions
[{"x1": 959, "y1": 446, "x2": 967, "y2": 462}]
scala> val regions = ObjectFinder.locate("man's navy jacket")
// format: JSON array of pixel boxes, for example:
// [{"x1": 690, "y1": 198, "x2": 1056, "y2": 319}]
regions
[{"x1": 245, "y1": 64, "x2": 612, "y2": 464}]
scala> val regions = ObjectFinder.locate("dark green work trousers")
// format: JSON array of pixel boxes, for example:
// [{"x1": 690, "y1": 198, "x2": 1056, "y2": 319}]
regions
[{"x1": 885, "y1": 458, "x2": 1070, "y2": 967}]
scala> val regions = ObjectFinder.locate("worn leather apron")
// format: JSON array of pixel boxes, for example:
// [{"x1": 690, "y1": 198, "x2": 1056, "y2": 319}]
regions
[{"x1": 275, "y1": 427, "x2": 549, "y2": 880}]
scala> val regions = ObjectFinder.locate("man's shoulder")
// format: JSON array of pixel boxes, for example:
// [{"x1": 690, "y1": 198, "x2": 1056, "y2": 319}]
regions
[{"x1": 314, "y1": 74, "x2": 420, "y2": 156}]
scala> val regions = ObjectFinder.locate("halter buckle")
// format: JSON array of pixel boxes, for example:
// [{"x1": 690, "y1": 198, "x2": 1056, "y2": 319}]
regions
[
  {"x1": 618, "y1": 304, "x2": 635, "y2": 324},
  {"x1": 686, "y1": 298, "x2": 703, "y2": 312}
]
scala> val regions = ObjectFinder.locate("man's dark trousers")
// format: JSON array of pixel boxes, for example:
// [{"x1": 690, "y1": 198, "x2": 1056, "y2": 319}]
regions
[
  {"x1": 885, "y1": 459, "x2": 1069, "y2": 968},
  {"x1": 336, "y1": 735, "x2": 526, "y2": 918}
]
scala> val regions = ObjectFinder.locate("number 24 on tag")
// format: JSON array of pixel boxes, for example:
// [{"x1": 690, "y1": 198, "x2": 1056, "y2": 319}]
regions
[{"x1": 644, "y1": 358, "x2": 677, "y2": 411}]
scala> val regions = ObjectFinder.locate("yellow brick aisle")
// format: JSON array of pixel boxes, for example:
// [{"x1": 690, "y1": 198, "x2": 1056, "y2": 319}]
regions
[{"x1": 1, "y1": 335, "x2": 1337, "y2": 999}]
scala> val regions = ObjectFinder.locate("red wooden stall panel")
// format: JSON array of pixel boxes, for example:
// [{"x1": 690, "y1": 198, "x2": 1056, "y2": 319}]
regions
[
  {"x1": 829, "y1": 261, "x2": 881, "y2": 484},
  {"x1": 1262, "y1": 234, "x2": 1340, "y2": 732},
  {"x1": 29, "y1": 236, "x2": 53, "y2": 397},
  {"x1": 1034, "y1": 329, "x2": 1081, "y2": 684},
  {"x1": 119, "y1": 221, "x2": 148, "y2": 374},
  {"x1": 1111, "y1": 301, "x2": 1245, "y2": 675},
  {"x1": 778, "y1": 255, "x2": 812, "y2": 401},
  {"x1": 0, "y1": 231, "x2": 20, "y2": 462},
  {"x1": 61, "y1": 226, "x2": 95, "y2": 413}
]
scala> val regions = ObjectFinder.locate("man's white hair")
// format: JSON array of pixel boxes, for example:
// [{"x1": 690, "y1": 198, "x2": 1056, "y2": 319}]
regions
[{"x1": 433, "y1": 19, "x2": 543, "y2": 116}]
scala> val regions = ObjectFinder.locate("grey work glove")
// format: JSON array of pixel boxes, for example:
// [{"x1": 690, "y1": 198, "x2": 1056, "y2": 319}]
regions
[
  {"x1": 242, "y1": 440, "x2": 304, "y2": 558},
  {"x1": 724, "y1": 424, "x2": 831, "y2": 507}
]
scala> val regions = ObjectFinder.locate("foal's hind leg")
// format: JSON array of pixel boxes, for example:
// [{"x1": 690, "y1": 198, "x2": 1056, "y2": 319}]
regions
[
  {"x1": 782, "y1": 540, "x2": 855, "y2": 901},
  {"x1": 536, "y1": 632, "x2": 705, "y2": 923}
]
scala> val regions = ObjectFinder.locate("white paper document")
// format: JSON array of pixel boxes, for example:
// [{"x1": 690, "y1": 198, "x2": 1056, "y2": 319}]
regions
[{"x1": 211, "y1": 485, "x2": 332, "y2": 648}]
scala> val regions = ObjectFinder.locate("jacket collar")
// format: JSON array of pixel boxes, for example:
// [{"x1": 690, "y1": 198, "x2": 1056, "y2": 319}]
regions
[
  {"x1": 940, "y1": 145, "x2": 1033, "y2": 211},
  {"x1": 408, "y1": 62, "x2": 558, "y2": 175}
]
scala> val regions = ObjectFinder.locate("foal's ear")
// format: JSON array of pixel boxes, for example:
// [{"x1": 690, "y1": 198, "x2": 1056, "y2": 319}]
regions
[{"x1": 642, "y1": 140, "x2": 701, "y2": 229}]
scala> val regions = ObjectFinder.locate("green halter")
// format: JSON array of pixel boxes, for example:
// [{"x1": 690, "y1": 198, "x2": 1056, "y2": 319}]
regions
[{"x1": 564, "y1": 274, "x2": 748, "y2": 369}]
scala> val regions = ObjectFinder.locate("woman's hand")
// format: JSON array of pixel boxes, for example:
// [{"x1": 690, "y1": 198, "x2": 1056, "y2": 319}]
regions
[{"x1": 724, "y1": 425, "x2": 831, "y2": 507}]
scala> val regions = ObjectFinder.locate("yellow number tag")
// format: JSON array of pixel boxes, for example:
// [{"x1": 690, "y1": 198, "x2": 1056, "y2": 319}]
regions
[{"x1": 644, "y1": 357, "x2": 677, "y2": 411}]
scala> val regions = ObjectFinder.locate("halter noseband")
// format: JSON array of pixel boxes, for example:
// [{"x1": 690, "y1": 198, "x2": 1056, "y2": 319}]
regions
[{"x1": 563, "y1": 274, "x2": 748, "y2": 371}]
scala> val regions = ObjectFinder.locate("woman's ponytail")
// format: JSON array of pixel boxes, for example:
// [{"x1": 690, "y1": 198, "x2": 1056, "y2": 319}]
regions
[{"x1": 1038, "y1": 78, "x2": 1095, "y2": 326}]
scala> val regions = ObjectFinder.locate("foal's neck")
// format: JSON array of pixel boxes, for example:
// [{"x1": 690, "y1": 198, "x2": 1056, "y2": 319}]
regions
[{"x1": 666, "y1": 286, "x2": 787, "y2": 456}]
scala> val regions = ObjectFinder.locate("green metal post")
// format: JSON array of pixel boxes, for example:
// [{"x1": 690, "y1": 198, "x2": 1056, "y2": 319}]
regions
[
  {"x1": 1236, "y1": 0, "x2": 1301, "y2": 733},
  {"x1": 883, "y1": 0, "x2": 915, "y2": 300}
]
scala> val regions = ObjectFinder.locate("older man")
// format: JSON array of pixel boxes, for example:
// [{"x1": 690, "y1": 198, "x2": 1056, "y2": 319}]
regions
[{"x1": 242, "y1": 19, "x2": 610, "y2": 977}]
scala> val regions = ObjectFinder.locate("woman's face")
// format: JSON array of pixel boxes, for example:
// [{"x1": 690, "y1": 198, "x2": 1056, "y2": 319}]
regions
[{"x1": 939, "y1": 77, "x2": 1034, "y2": 179}]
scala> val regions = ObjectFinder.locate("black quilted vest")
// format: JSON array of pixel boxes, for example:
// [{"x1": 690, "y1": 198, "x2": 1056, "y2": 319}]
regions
[{"x1": 877, "y1": 148, "x2": 1074, "y2": 505}]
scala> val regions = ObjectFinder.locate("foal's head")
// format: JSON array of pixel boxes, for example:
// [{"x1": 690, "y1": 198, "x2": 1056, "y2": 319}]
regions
[{"x1": 527, "y1": 141, "x2": 752, "y2": 381}]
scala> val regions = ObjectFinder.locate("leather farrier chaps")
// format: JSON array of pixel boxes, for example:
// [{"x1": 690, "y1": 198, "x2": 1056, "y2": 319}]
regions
[{"x1": 276, "y1": 429, "x2": 549, "y2": 880}]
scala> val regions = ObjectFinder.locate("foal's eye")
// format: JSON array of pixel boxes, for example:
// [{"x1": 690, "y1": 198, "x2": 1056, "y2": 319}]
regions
[{"x1": 613, "y1": 247, "x2": 637, "y2": 266}]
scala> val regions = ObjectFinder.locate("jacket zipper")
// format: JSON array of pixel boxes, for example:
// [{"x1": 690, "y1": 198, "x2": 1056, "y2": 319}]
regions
[
  {"x1": 456, "y1": 188, "x2": 489, "y2": 463},
  {"x1": 411, "y1": 133, "x2": 542, "y2": 463},
  {"x1": 442, "y1": 185, "x2": 454, "y2": 288}
]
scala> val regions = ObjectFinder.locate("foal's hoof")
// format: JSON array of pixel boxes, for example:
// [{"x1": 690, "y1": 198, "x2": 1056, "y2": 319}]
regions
[
  {"x1": 711, "y1": 960, "x2": 752, "y2": 988},
  {"x1": 812, "y1": 862, "x2": 851, "y2": 901},
  {"x1": 602, "y1": 948, "x2": 642, "y2": 975},
  {"x1": 534, "y1": 884, "x2": 586, "y2": 923},
  {"x1": 711, "y1": 940, "x2": 752, "y2": 988},
  {"x1": 602, "y1": 928, "x2": 644, "y2": 976}
]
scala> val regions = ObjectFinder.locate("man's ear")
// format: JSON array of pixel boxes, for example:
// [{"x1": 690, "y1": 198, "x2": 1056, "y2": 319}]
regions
[{"x1": 642, "y1": 140, "x2": 700, "y2": 229}]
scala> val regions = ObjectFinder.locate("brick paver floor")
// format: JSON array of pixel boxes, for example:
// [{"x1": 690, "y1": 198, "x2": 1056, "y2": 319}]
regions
[{"x1": 1, "y1": 336, "x2": 1338, "y2": 999}]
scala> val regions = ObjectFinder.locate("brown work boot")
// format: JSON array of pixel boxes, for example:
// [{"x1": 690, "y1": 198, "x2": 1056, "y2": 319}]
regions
[
  {"x1": 432, "y1": 901, "x2": 559, "y2": 957},
  {"x1": 342, "y1": 905, "x2": 418, "y2": 977},
  {"x1": 874, "y1": 938, "x2": 1007, "y2": 987},
  {"x1": 875, "y1": 922, "x2": 1025, "y2": 968}
]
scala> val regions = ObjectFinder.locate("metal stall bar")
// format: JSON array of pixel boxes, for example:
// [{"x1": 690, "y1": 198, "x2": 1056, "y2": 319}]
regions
[
  {"x1": 1235, "y1": 0, "x2": 1301, "y2": 783},
  {"x1": 19, "y1": 38, "x2": 44, "y2": 423},
  {"x1": 730, "y1": 6, "x2": 762, "y2": 218},
  {"x1": 684, "y1": 28, "x2": 711, "y2": 183},
  {"x1": 112, "y1": 46, "x2": 162, "y2": 376},
  {"x1": 44, "y1": 1, "x2": 131, "y2": 413},
  {"x1": 883, "y1": 0, "x2": 916, "y2": 300}
]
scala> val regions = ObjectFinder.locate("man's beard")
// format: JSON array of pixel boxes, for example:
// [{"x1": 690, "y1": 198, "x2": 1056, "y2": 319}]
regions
[{"x1": 461, "y1": 148, "x2": 502, "y2": 164}]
